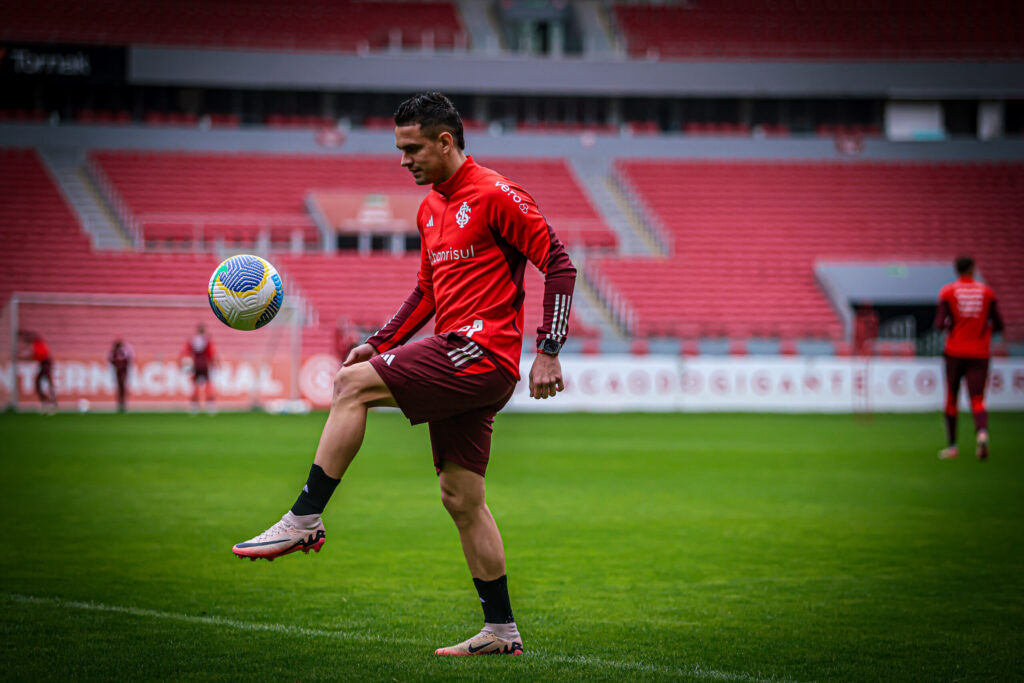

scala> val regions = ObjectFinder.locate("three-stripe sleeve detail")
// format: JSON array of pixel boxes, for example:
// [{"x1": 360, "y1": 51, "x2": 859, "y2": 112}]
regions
[{"x1": 547, "y1": 293, "x2": 571, "y2": 341}]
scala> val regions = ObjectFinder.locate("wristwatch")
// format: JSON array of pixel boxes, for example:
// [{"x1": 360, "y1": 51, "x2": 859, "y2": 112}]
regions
[{"x1": 538, "y1": 338, "x2": 562, "y2": 356}]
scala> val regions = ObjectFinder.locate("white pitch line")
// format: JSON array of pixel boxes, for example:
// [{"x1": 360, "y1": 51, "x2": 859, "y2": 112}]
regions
[
  {"x1": 4, "y1": 593, "x2": 795, "y2": 682},
  {"x1": 534, "y1": 652, "x2": 796, "y2": 682},
  {"x1": 4, "y1": 593, "x2": 406, "y2": 645}
]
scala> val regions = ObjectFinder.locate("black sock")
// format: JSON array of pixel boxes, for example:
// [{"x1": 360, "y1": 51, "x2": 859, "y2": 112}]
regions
[
  {"x1": 944, "y1": 413, "x2": 957, "y2": 447},
  {"x1": 290, "y1": 464, "x2": 340, "y2": 516},
  {"x1": 473, "y1": 575, "x2": 515, "y2": 624}
]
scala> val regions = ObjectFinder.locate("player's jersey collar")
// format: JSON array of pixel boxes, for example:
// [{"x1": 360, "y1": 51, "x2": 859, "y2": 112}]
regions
[{"x1": 433, "y1": 155, "x2": 476, "y2": 198}]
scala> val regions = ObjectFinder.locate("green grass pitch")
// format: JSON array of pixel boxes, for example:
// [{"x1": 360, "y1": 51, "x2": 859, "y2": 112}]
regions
[{"x1": 1, "y1": 411, "x2": 1022, "y2": 681}]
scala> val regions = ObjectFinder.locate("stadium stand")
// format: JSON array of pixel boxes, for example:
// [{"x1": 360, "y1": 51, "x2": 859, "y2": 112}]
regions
[
  {"x1": 14, "y1": 302, "x2": 280, "y2": 359},
  {"x1": 614, "y1": 0, "x2": 1024, "y2": 60},
  {"x1": 0, "y1": 109, "x2": 47, "y2": 123},
  {"x1": 265, "y1": 115, "x2": 338, "y2": 129},
  {"x1": 600, "y1": 159, "x2": 1024, "y2": 341},
  {"x1": 143, "y1": 111, "x2": 199, "y2": 127},
  {"x1": 0, "y1": 148, "x2": 251, "y2": 354},
  {"x1": 272, "y1": 250, "x2": 599, "y2": 357},
  {"x1": 0, "y1": 0, "x2": 467, "y2": 51},
  {"x1": 2, "y1": 148, "x2": 596, "y2": 363},
  {"x1": 75, "y1": 109, "x2": 133, "y2": 125},
  {"x1": 90, "y1": 151, "x2": 617, "y2": 251}
]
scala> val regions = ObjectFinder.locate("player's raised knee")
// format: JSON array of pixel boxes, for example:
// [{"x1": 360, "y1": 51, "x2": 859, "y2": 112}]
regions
[
  {"x1": 331, "y1": 366, "x2": 366, "y2": 405},
  {"x1": 440, "y1": 489, "x2": 472, "y2": 526},
  {"x1": 332, "y1": 362, "x2": 391, "y2": 408},
  {"x1": 440, "y1": 481, "x2": 484, "y2": 527}
]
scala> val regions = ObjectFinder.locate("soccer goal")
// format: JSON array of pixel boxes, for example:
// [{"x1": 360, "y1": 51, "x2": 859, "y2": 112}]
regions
[{"x1": 1, "y1": 292, "x2": 305, "y2": 412}]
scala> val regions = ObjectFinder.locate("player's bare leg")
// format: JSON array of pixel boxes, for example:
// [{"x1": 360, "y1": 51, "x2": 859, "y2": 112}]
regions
[
  {"x1": 967, "y1": 375, "x2": 990, "y2": 461},
  {"x1": 233, "y1": 361, "x2": 395, "y2": 560},
  {"x1": 312, "y1": 362, "x2": 396, "y2": 479},
  {"x1": 435, "y1": 462, "x2": 523, "y2": 656},
  {"x1": 189, "y1": 381, "x2": 200, "y2": 416},
  {"x1": 939, "y1": 386, "x2": 959, "y2": 459},
  {"x1": 204, "y1": 382, "x2": 217, "y2": 415},
  {"x1": 439, "y1": 462, "x2": 505, "y2": 579}
]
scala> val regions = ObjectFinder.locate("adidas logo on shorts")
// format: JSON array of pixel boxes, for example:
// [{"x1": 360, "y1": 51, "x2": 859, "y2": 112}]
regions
[{"x1": 382, "y1": 354, "x2": 396, "y2": 366}]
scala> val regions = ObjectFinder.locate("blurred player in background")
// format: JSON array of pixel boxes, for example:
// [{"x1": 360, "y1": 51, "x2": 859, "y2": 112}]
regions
[
  {"x1": 18, "y1": 330, "x2": 57, "y2": 414},
  {"x1": 936, "y1": 255, "x2": 1004, "y2": 461},
  {"x1": 233, "y1": 92, "x2": 577, "y2": 657},
  {"x1": 333, "y1": 316, "x2": 360, "y2": 362},
  {"x1": 182, "y1": 324, "x2": 216, "y2": 414},
  {"x1": 108, "y1": 337, "x2": 135, "y2": 412}
]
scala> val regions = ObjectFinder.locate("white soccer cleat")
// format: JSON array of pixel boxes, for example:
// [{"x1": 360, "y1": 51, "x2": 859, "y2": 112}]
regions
[
  {"x1": 976, "y1": 430, "x2": 989, "y2": 462},
  {"x1": 232, "y1": 511, "x2": 325, "y2": 561},
  {"x1": 938, "y1": 446, "x2": 959, "y2": 460},
  {"x1": 434, "y1": 629, "x2": 524, "y2": 656}
]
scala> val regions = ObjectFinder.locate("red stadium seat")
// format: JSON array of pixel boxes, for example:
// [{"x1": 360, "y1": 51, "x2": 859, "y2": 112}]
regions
[
  {"x1": 594, "y1": 159, "x2": 1024, "y2": 342},
  {"x1": 91, "y1": 151, "x2": 618, "y2": 252},
  {"x1": 614, "y1": 2, "x2": 1024, "y2": 61},
  {"x1": 0, "y1": 1, "x2": 466, "y2": 53}
]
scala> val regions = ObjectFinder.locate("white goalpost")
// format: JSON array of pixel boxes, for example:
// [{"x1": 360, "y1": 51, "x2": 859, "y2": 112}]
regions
[{"x1": 1, "y1": 292, "x2": 304, "y2": 412}]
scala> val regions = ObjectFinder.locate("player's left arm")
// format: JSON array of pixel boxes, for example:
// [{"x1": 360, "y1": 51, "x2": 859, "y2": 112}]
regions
[
  {"x1": 988, "y1": 289, "x2": 1004, "y2": 334},
  {"x1": 487, "y1": 184, "x2": 577, "y2": 399},
  {"x1": 935, "y1": 288, "x2": 953, "y2": 332}
]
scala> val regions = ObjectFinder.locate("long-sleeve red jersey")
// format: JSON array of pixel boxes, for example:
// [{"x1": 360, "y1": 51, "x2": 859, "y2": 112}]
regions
[
  {"x1": 366, "y1": 156, "x2": 577, "y2": 379},
  {"x1": 935, "y1": 275, "x2": 1003, "y2": 359}
]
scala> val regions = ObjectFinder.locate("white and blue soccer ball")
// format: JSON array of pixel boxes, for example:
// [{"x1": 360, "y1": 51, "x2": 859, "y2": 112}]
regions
[{"x1": 208, "y1": 254, "x2": 284, "y2": 330}]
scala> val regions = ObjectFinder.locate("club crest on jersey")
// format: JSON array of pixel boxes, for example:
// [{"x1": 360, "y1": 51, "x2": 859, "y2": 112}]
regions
[{"x1": 455, "y1": 202, "x2": 471, "y2": 228}]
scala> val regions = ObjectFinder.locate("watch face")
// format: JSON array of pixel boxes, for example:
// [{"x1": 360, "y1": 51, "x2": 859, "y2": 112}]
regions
[{"x1": 540, "y1": 339, "x2": 561, "y2": 355}]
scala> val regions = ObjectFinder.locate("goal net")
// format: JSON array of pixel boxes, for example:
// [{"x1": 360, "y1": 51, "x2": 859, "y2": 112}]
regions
[{"x1": 1, "y1": 292, "x2": 304, "y2": 412}]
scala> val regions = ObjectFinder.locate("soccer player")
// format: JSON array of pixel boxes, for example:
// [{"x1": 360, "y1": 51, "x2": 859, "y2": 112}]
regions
[
  {"x1": 233, "y1": 92, "x2": 576, "y2": 657},
  {"x1": 108, "y1": 337, "x2": 135, "y2": 412},
  {"x1": 333, "y1": 316, "x2": 360, "y2": 362},
  {"x1": 18, "y1": 330, "x2": 57, "y2": 414},
  {"x1": 935, "y1": 255, "x2": 1004, "y2": 461},
  {"x1": 182, "y1": 324, "x2": 216, "y2": 414}
]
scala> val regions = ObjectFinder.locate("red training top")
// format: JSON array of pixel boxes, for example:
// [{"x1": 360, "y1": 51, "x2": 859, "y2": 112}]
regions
[
  {"x1": 367, "y1": 156, "x2": 577, "y2": 379},
  {"x1": 935, "y1": 275, "x2": 1004, "y2": 359},
  {"x1": 32, "y1": 338, "x2": 50, "y2": 362},
  {"x1": 183, "y1": 334, "x2": 216, "y2": 371}
]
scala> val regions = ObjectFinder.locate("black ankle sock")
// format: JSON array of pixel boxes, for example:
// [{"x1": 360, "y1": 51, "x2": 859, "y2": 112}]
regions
[
  {"x1": 944, "y1": 414, "x2": 958, "y2": 446},
  {"x1": 290, "y1": 464, "x2": 340, "y2": 516},
  {"x1": 473, "y1": 575, "x2": 515, "y2": 624}
]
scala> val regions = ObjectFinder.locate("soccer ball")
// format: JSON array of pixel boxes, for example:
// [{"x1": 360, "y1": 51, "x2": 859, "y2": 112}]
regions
[{"x1": 208, "y1": 254, "x2": 284, "y2": 330}]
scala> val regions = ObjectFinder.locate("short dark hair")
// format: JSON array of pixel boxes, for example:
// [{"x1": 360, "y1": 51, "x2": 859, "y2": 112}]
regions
[
  {"x1": 394, "y1": 91, "x2": 465, "y2": 150},
  {"x1": 955, "y1": 255, "x2": 974, "y2": 275}
]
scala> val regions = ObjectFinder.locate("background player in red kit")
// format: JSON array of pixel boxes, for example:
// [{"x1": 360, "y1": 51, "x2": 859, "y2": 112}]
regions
[
  {"x1": 18, "y1": 330, "x2": 57, "y2": 414},
  {"x1": 935, "y1": 255, "x2": 1004, "y2": 461},
  {"x1": 108, "y1": 337, "x2": 135, "y2": 413},
  {"x1": 233, "y1": 92, "x2": 576, "y2": 656},
  {"x1": 182, "y1": 324, "x2": 216, "y2": 414}
]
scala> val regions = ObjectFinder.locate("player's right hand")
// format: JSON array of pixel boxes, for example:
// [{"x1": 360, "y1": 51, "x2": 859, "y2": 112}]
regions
[{"x1": 343, "y1": 343, "x2": 378, "y2": 367}]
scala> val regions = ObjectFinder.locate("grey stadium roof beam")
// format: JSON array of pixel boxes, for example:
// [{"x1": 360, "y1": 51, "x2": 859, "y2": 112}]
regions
[{"x1": 129, "y1": 47, "x2": 1024, "y2": 99}]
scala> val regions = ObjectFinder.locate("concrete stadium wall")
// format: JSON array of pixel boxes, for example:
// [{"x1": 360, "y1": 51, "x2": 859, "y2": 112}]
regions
[
  {"x1": 500, "y1": 355, "x2": 1024, "y2": 413},
  {"x1": 4, "y1": 123, "x2": 1024, "y2": 162},
  {"x1": 8, "y1": 354, "x2": 1021, "y2": 413}
]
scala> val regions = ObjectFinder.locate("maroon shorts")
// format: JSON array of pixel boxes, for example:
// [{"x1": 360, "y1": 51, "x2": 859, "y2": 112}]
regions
[
  {"x1": 944, "y1": 354, "x2": 989, "y2": 400},
  {"x1": 369, "y1": 333, "x2": 517, "y2": 477}
]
